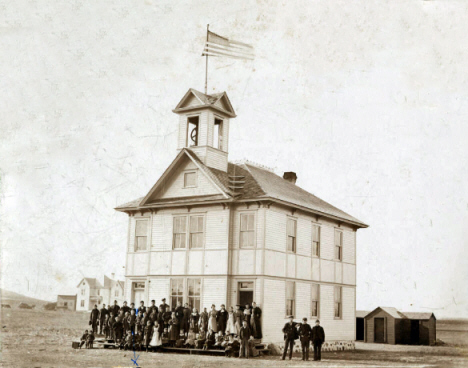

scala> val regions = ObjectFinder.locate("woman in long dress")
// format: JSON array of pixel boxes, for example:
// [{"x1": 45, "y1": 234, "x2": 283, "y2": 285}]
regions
[
  {"x1": 208, "y1": 305, "x2": 218, "y2": 333},
  {"x1": 226, "y1": 306, "x2": 236, "y2": 335},
  {"x1": 168, "y1": 312, "x2": 180, "y2": 346},
  {"x1": 199, "y1": 308, "x2": 209, "y2": 333},
  {"x1": 251, "y1": 302, "x2": 262, "y2": 339},
  {"x1": 234, "y1": 305, "x2": 243, "y2": 336},
  {"x1": 149, "y1": 320, "x2": 163, "y2": 351},
  {"x1": 190, "y1": 309, "x2": 200, "y2": 334}
]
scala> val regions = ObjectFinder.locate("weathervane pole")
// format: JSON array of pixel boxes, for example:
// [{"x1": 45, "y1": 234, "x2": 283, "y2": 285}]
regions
[{"x1": 205, "y1": 24, "x2": 209, "y2": 95}]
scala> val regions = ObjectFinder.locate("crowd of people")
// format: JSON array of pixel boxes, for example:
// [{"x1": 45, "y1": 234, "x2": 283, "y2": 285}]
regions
[{"x1": 82, "y1": 299, "x2": 263, "y2": 358}]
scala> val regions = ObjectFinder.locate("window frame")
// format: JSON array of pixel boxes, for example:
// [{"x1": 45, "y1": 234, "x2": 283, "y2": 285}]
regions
[
  {"x1": 80, "y1": 300, "x2": 85, "y2": 307},
  {"x1": 311, "y1": 283, "x2": 320, "y2": 318},
  {"x1": 187, "y1": 278, "x2": 202, "y2": 310},
  {"x1": 183, "y1": 171, "x2": 198, "y2": 188},
  {"x1": 170, "y1": 278, "x2": 202, "y2": 310},
  {"x1": 334, "y1": 286, "x2": 342, "y2": 319},
  {"x1": 312, "y1": 224, "x2": 321, "y2": 257},
  {"x1": 186, "y1": 115, "x2": 200, "y2": 147},
  {"x1": 134, "y1": 218, "x2": 149, "y2": 252},
  {"x1": 239, "y1": 212, "x2": 256, "y2": 248},
  {"x1": 189, "y1": 215, "x2": 205, "y2": 249},
  {"x1": 213, "y1": 117, "x2": 224, "y2": 150},
  {"x1": 286, "y1": 217, "x2": 297, "y2": 253},
  {"x1": 285, "y1": 281, "x2": 296, "y2": 318},
  {"x1": 334, "y1": 229, "x2": 343, "y2": 261},
  {"x1": 173, "y1": 215, "x2": 188, "y2": 250},
  {"x1": 173, "y1": 213, "x2": 206, "y2": 250}
]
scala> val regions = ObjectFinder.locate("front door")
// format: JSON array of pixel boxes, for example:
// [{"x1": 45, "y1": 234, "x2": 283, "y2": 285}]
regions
[
  {"x1": 132, "y1": 282, "x2": 145, "y2": 305},
  {"x1": 410, "y1": 320, "x2": 419, "y2": 345},
  {"x1": 238, "y1": 281, "x2": 254, "y2": 309},
  {"x1": 374, "y1": 318, "x2": 385, "y2": 343}
]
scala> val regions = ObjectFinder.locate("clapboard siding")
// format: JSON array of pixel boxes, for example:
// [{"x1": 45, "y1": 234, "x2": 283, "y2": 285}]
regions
[
  {"x1": 265, "y1": 209, "x2": 286, "y2": 252},
  {"x1": 149, "y1": 252, "x2": 171, "y2": 275},
  {"x1": 343, "y1": 263, "x2": 356, "y2": 285},
  {"x1": 188, "y1": 251, "x2": 203, "y2": 275},
  {"x1": 129, "y1": 217, "x2": 136, "y2": 252},
  {"x1": 365, "y1": 309, "x2": 395, "y2": 344},
  {"x1": 335, "y1": 262, "x2": 343, "y2": 284},
  {"x1": 132, "y1": 253, "x2": 148, "y2": 276},
  {"x1": 319, "y1": 285, "x2": 355, "y2": 341},
  {"x1": 204, "y1": 146, "x2": 228, "y2": 172},
  {"x1": 205, "y1": 209, "x2": 229, "y2": 249},
  {"x1": 264, "y1": 250, "x2": 286, "y2": 277},
  {"x1": 171, "y1": 251, "x2": 186, "y2": 275},
  {"x1": 238, "y1": 250, "x2": 255, "y2": 274},
  {"x1": 204, "y1": 250, "x2": 228, "y2": 274},
  {"x1": 320, "y1": 224, "x2": 335, "y2": 260},
  {"x1": 255, "y1": 250, "x2": 262, "y2": 275},
  {"x1": 297, "y1": 217, "x2": 312, "y2": 257},
  {"x1": 202, "y1": 277, "x2": 228, "y2": 310},
  {"x1": 287, "y1": 253, "x2": 295, "y2": 278},
  {"x1": 342, "y1": 229, "x2": 355, "y2": 264},
  {"x1": 297, "y1": 255, "x2": 311, "y2": 280},
  {"x1": 263, "y1": 279, "x2": 286, "y2": 342},
  {"x1": 148, "y1": 278, "x2": 170, "y2": 305},
  {"x1": 321, "y1": 259, "x2": 335, "y2": 282},
  {"x1": 151, "y1": 213, "x2": 172, "y2": 251},
  {"x1": 311, "y1": 258, "x2": 320, "y2": 281}
]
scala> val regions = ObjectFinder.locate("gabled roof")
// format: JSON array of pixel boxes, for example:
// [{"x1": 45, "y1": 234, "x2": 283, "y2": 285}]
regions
[
  {"x1": 117, "y1": 281, "x2": 125, "y2": 290},
  {"x1": 172, "y1": 88, "x2": 236, "y2": 117},
  {"x1": 356, "y1": 310, "x2": 371, "y2": 318},
  {"x1": 115, "y1": 151, "x2": 367, "y2": 228},
  {"x1": 76, "y1": 278, "x2": 103, "y2": 289},
  {"x1": 365, "y1": 307, "x2": 435, "y2": 320},
  {"x1": 402, "y1": 312, "x2": 435, "y2": 320}
]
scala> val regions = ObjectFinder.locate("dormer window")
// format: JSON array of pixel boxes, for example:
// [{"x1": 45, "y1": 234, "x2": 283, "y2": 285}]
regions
[
  {"x1": 187, "y1": 116, "x2": 199, "y2": 146},
  {"x1": 184, "y1": 171, "x2": 197, "y2": 188},
  {"x1": 214, "y1": 118, "x2": 223, "y2": 150}
]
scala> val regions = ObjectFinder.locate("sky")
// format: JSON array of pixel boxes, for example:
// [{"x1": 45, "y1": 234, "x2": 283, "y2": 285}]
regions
[{"x1": 1, "y1": 0, "x2": 467, "y2": 318}]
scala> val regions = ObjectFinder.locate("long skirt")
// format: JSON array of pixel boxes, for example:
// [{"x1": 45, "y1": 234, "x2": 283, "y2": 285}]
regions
[
  {"x1": 251, "y1": 317, "x2": 262, "y2": 338},
  {"x1": 226, "y1": 316, "x2": 236, "y2": 335},
  {"x1": 150, "y1": 331, "x2": 162, "y2": 347},
  {"x1": 208, "y1": 316, "x2": 218, "y2": 333}
]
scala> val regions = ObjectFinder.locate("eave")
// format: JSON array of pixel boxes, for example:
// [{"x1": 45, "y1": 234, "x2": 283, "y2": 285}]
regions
[{"x1": 172, "y1": 104, "x2": 237, "y2": 118}]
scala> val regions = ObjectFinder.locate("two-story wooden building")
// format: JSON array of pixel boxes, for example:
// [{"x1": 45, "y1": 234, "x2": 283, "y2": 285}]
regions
[{"x1": 115, "y1": 88, "x2": 368, "y2": 346}]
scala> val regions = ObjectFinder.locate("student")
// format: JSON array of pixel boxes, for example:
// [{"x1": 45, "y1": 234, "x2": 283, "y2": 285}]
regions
[
  {"x1": 79, "y1": 330, "x2": 88, "y2": 349},
  {"x1": 128, "y1": 309, "x2": 137, "y2": 335},
  {"x1": 134, "y1": 332, "x2": 142, "y2": 351},
  {"x1": 225, "y1": 335, "x2": 240, "y2": 357},
  {"x1": 208, "y1": 305, "x2": 218, "y2": 333},
  {"x1": 114, "y1": 311, "x2": 125, "y2": 343},
  {"x1": 135, "y1": 310, "x2": 143, "y2": 334},
  {"x1": 243, "y1": 304, "x2": 252, "y2": 330},
  {"x1": 121, "y1": 330, "x2": 133, "y2": 351},
  {"x1": 234, "y1": 305, "x2": 243, "y2": 336},
  {"x1": 185, "y1": 327, "x2": 197, "y2": 348},
  {"x1": 139, "y1": 300, "x2": 146, "y2": 315},
  {"x1": 149, "y1": 308, "x2": 158, "y2": 326},
  {"x1": 163, "y1": 307, "x2": 172, "y2": 330},
  {"x1": 89, "y1": 304, "x2": 100, "y2": 333},
  {"x1": 99, "y1": 304, "x2": 109, "y2": 334},
  {"x1": 110, "y1": 300, "x2": 120, "y2": 316},
  {"x1": 108, "y1": 312, "x2": 116, "y2": 341},
  {"x1": 226, "y1": 307, "x2": 236, "y2": 336},
  {"x1": 214, "y1": 331, "x2": 224, "y2": 349},
  {"x1": 143, "y1": 320, "x2": 153, "y2": 352},
  {"x1": 251, "y1": 302, "x2": 262, "y2": 339},
  {"x1": 121, "y1": 301, "x2": 130, "y2": 315},
  {"x1": 149, "y1": 320, "x2": 163, "y2": 352},
  {"x1": 168, "y1": 312, "x2": 180, "y2": 347},
  {"x1": 141, "y1": 312, "x2": 149, "y2": 335},
  {"x1": 86, "y1": 330, "x2": 95, "y2": 349},
  {"x1": 182, "y1": 303, "x2": 191, "y2": 336},
  {"x1": 199, "y1": 307, "x2": 209, "y2": 333},
  {"x1": 195, "y1": 327, "x2": 206, "y2": 349},
  {"x1": 281, "y1": 315, "x2": 297, "y2": 361},
  {"x1": 189, "y1": 308, "x2": 200, "y2": 334},
  {"x1": 175, "y1": 330, "x2": 185, "y2": 348},
  {"x1": 217, "y1": 304, "x2": 228, "y2": 335},
  {"x1": 311, "y1": 319, "x2": 325, "y2": 361},
  {"x1": 239, "y1": 320, "x2": 250, "y2": 358},
  {"x1": 161, "y1": 328, "x2": 169, "y2": 344},
  {"x1": 175, "y1": 301, "x2": 184, "y2": 324},
  {"x1": 148, "y1": 299, "x2": 158, "y2": 315},
  {"x1": 103, "y1": 314, "x2": 110, "y2": 339},
  {"x1": 159, "y1": 298, "x2": 169, "y2": 314},
  {"x1": 299, "y1": 317, "x2": 312, "y2": 361},
  {"x1": 123, "y1": 311, "x2": 130, "y2": 335},
  {"x1": 203, "y1": 328, "x2": 216, "y2": 350}
]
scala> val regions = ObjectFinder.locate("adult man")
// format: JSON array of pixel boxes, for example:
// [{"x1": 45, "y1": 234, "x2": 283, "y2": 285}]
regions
[
  {"x1": 121, "y1": 301, "x2": 130, "y2": 315},
  {"x1": 299, "y1": 317, "x2": 312, "y2": 361},
  {"x1": 110, "y1": 300, "x2": 120, "y2": 316},
  {"x1": 281, "y1": 315, "x2": 297, "y2": 360},
  {"x1": 311, "y1": 319, "x2": 325, "y2": 361},
  {"x1": 148, "y1": 300, "x2": 158, "y2": 315},
  {"x1": 98, "y1": 304, "x2": 109, "y2": 334},
  {"x1": 159, "y1": 298, "x2": 169, "y2": 313},
  {"x1": 175, "y1": 301, "x2": 185, "y2": 324},
  {"x1": 183, "y1": 303, "x2": 191, "y2": 336},
  {"x1": 89, "y1": 304, "x2": 100, "y2": 333},
  {"x1": 239, "y1": 320, "x2": 251, "y2": 359},
  {"x1": 251, "y1": 302, "x2": 262, "y2": 339},
  {"x1": 217, "y1": 304, "x2": 228, "y2": 335},
  {"x1": 138, "y1": 300, "x2": 146, "y2": 315}
]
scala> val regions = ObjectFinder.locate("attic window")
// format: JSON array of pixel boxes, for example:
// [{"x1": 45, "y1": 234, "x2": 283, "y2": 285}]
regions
[
  {"x1": 184, "y1": 171, "x2": 197, "y2": 188},
  {"x1": 214, "y1": 118, "x2": 223, "y2": 150},
  {"x1": 187, "y1": 116, "x2": 199, "y2": 146}
]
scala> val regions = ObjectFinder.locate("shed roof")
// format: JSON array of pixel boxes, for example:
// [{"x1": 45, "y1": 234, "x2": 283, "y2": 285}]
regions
[
  {"x1": 401, "y1": 312, "x2": 435, "y2": 320},
  {"x1": 356, "y1": 310, "x2": 371, "y2": 318},
  {"x1": 365, "y1": 307, "x2": 436, "y2": 320},
  {"x1": 57, "y1": 295, "x2": 77, "y2": 299}
]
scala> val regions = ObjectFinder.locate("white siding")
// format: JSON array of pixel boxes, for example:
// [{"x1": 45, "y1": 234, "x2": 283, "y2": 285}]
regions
[
  {"x1": 311, "y1": 258, "x2": 320, "y2": 281},
  {"x1": 128, "y1": 217, "x2": 136, "y2": 252},
  {"x1": 132, "y1": 253, "x2": 148, "y2": 276},
  {"x1": 232, "y1": 208, "x2": 260, "y2": 249},
  {"x1": 205, "y1": 209, "x2": 229, "y2": 249},
  {"x1": 335, "y1": 262, "x2": 343, "y2": 284},
  {"x1": 149, "y1": 252, "x2": 171, "y2": 275},
  {"x1": 264, "y1": 250, "x2": 286, "y2": 277},
  {"x1": 126, "y1": 254, "x2": 134, "y2": 276},
  {"x1": 152, "y1": 213, "x2": 172, "y2": 251},
  {"x1": 321, "y1": 259, "x2": 335, "y2": 282},
  {"x1": 231, "y1": 249, "x2": 239, "y2": 274},
  {"x1": 255, "y1": 250, "x2": 262, "y2": 275},
  {"x1": 204, "y1": 147, "x2": 228, "y2": 172},
  {"x1": 202, "y1": 277, "x2": 228, "y2": 310},
  {"x1": 342, "y1": 230, "x2": 356, "y2": 264},
  {"x1": 287, "y1": 253, "x2": 295, "y2": 278},
  {"x1": 263, "y1": 279, "x2": 286, "y2": 343},
  {"x1": 238, "y1": 250, "x2": 255, "y2": 274},
  {"x1": 319, "y1": 285, "x2": 355, "y2": 341},
  {"x1": 343, "y1": 263, "x2": 356, "y2": 285},
  {"x1": 188, "y1": 251, "x2": 203, "y2": 275},
  {"x1": 297, "y1": 255, "x2": 311, "y2": 280},
  {"x1": 320, "y1": 224, "x2": 335, "y2": 260},
  {"x1": 265, "y1": 209, "x2": 286, "y2": 252},
  {"x1": 296, "y1": 282, "x2": 311, "y2": 320},
  {"x1": 297, "y1": 217, "x2": 312, "y2": 257},
  {"x1": 171, "y1": 251, "x2": 186, "y2": 275},
  {"x1": 148, "y1": 278, "x2": 170, "y2": 305},
  {"x1": 204, "y1": 250, "x2": 228, "y2": 274}
]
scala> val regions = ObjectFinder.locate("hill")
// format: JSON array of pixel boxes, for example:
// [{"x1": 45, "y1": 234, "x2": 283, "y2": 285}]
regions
[{"x1": 1, "y1": 288, "x2": 52, "y2": 307}]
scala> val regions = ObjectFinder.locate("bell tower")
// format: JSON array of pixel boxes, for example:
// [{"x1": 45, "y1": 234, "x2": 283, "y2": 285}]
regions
[{"x1": 172, "y1": 88, "x2": 236, "y2": 172}]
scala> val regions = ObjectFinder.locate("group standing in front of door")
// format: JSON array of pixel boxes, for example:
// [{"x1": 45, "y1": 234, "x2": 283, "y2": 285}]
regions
[{"x1": 282, "y1": 316, "x2": 325, "y2": 361}]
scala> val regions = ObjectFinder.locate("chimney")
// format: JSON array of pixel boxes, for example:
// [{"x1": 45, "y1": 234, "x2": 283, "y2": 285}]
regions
[
  {"x1": 283, "y1": 172, "x2": 297, "y2": 184},
  {"x1": 111, "y1": 273, "x2": 115, "y2": 280}
]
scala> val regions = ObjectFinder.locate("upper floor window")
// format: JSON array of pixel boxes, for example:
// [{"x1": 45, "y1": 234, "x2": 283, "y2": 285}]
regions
[
  {"x1": 81, "y1": 288, "x2": 85, "y2": 295},
  {"x1": 173, "y1": 214, "x2": 205, "y2": 249},
  {"x1": 135, "y1": 219, "x2": 148, "y2": 251},
  {"x1": 334, "y1": 286, "x2": 342, "y2": 318},
  {"x1": 184, "y1": 171, "x2": 197, "y2": 188},
  {"x1": 311, "y1": 283, "x2": 320, "y2": 317},
  {"x1": 115, "y1": 290, "x2": 119, "y2": 297},
  {"x1": 287, "y1": 218, "x2": 297, "y2": 253},
  {"x1": 285, "y1": 281, "x2": 295, "y2": 317},
  {"x1": 80, "y1": 300, "x2": 85, "y2": 307},
  {"x1": 213, "y1": 118, "x2": 223, "y2": 150},
  {"x1": 334, "y1": 230, "x2": 343, "y2": 261},
  {"x1": 189, "y1": 215, "x2": 204, "y2": 248},
  {"x1": 97, "y1": 289, "x2": 100, "y2": 296},
  {"x1": 64, "y1": 302, "x2": 68, "y2": 307},
  {"x1": 187, "y1": 116, "x2": 199, "y2": 146},
  {"x1": 240, "y1": 213, "x2": 255, "y2": 248},
  {"x1": 173, "y1": 216, "x2": 187, "y2": 249},
  {"x1": 312, "y1": 224, "x2": 320, "y2": 257}
]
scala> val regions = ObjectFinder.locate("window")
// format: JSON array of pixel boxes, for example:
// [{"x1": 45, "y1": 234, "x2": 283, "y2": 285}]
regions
[
  {"x1": 312, "y1": 224, "x2": 320, "y2": 257},
  {"x1": 187, "y1": 116, "x2": 199, "y2": 146},
  {"x1": 334, "y1": 230, "x2": 343, "y2": 261},
  {"x1": 213, "y1": 118, "x2": 223, "y2": 150},
  {"x1": 171, "y1": 279, "x2": 184, "y2": 309},
  {"x1": 285, "y1": 281, "x2": 295, "y2": 317},
  {"x1": 97, "y1": 289, "x2": 100, "y2": 296},
  {"x1": 189, "y1": 216, "x2": 204, "y2": 248},
  {"x1": 173, "y1": 216, "x2": 187, "y2": 249},
  {"x1": 64, "y1": 302, "x2": 68, "y2": 307},
  {"x1": 81, "y1": 300, "x2": 85, "y2": 307},
  {"x1": 334, "y1": 286, "x2": 342, "y2": 318},
  {"x1": 187, "y1": 278, "x2": 201, "y2": 310},
  {"x1": 287, "y1": 218, "x2": 297, "y2": 253},
  {"x1": 135, "y1": 219, "x2": 148, "y2": 251},
  {"x1": 240, "y1": 213, "x2": 255, "y2": 248},
  {"x1": 184, "y1": 172, "x2": 197, "y2": 188},
  {"x1": 311, "y1": 284, "x2": 319, "y2": 317},
  {"x1": 81, "y1": 289, "x2": 85, "y2": 295},
  {"x1": 115, "y1": 290, "x2": 119, "y2": 297}
]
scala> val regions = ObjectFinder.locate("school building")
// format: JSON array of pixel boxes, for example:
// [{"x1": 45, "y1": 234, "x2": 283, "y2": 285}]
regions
[{"x1": 115, "y1": 88, "x2": 368, "y2": 346}]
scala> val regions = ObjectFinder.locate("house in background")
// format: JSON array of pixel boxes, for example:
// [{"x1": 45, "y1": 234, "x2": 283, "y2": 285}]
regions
[
  {"x1": 76, "y1": 274, "x2": 124, "y2": 311},
  {"x1": 56, "y1": 295, "x2": 76, "y2": 311},
  {"x1": 364, "y1": 307, "x2": 436, "y2": 345},
  {"x1": 115, "y1": 88, "x2": 368, "y2": 348}
]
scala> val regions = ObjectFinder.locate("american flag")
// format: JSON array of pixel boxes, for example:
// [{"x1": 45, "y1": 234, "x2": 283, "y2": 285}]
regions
[{"x1": 202, "y1": 30, "x2": 254, "y2": 61}]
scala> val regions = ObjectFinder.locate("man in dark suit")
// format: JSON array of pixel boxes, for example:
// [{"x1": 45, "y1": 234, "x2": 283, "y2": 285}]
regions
[
  {"x1": 98, "y1": 304, "x2": 109, "y2": 334},
  {"x1": 110, "y1": 300, "x2": 120, "y2": 316},
  {"x1": 138, "y1": 300, "x2": 146, "y2": 315},
  {"x1": 121, "y1": 301, "x2": 130, "y2": 315},
  {"x1": 311, "y1": 319, "x2": 325, "y2": 361},
  {"x1": 159, "y1": 298, "x2": 169, "y2": 314},
  {"x1": 281, "y1": 315, "x2": 297, "y2": 360},
  {"x1": 217, "y1": 304, "x2": 228, "y2": 335},
  {"x1": 89, "y1": 304, "x2": 100, "y2": 333},
  {"x1": 148, "y1": 300, "x2": 158, "y2": 315},
  {"x1": 299, "y1": 317, "x2": 312, "y2": 361}
]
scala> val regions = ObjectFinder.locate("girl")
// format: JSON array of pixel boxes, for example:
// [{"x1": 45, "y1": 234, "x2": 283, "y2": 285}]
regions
[
  {"x1": 190, "y1": 308, "x2": 200, "y2": 334},
  {"x1": 168, "y1": 312, "x2": 180, "y2": 347},
  {"x1": 243, "y1": 304, "x2": 252, "y2": 329},
  {"x1": 226, "y1": 306, "x2": 236, "y2": 336},
  {"x1": 199, "y1": 307, "x2": 209, "y2": 332},
  {"x1": 208, "y1": 304, "x2": 218, "y2": 333},
  {"x1": 149, "y1": 320, "x2": 162, "y2": 352},
  {"x1": 234, "y1": 305, "x2": 243, "y2": 336}
]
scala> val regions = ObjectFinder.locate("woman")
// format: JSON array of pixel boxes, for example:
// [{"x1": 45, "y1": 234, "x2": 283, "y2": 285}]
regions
[
  {"x1": 251, "y1": 302, "x2": 262, "y2": 339},
  {"x1": 208, "y1": 305, "x2": 218, "y2": 333},
  {"x1": 226, "y1": 306, "x2": 236, "y2": 336},
  {"x1": 190, "y1": 308, "x2": 200, "y2": 334},
  {"x1": 168, "y1": 312, "x2": 180, "y2": 347},
  {"x1": 199, "y1": 307, "x2": 209, "y2": 333},
  {"x1": 243, "y1": 303, "x2": 252, "y2": 329},
  {"x1": 149, "y1": 319, "x2": 163, "y2": 351},
  {"x1": 234, "y1": 305, "x2": 243, "y2": 336}
]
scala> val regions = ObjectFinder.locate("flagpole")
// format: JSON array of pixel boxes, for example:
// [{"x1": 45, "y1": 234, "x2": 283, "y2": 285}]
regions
[{"x1": 205, "y1": 24, "x2": 209, "y2": 95}]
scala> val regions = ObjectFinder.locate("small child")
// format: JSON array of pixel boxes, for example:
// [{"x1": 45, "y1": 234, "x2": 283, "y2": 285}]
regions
[
  {"x1": 175, "y1": 330, "x2": 185, "y2": 348},
  {"x1": 203, "y1": 328, "x2": 216, "y2": 350},
  {"x1": 120, "y1": 330, "x2": 132, "y2": 350},
  {"x1": 185, "y1": 328, "x2": 196, "y2": 348},
  {"x1": 123, "y1": 311, "x2": 130, "y2": 335},
  {"x1": 161, "y1": 328, "x2": 169, "y2": 345},
  {"x1": 225, "y1": 335, "x2": 240, "y2": 357},
  {"x1": 128, "y1": 309, "x2": 136, "y2": 335},
  {"x1": 135, "y1": 311, "x2": 143, "y2": 334},
  {"x1": 195, "y1": 327, "x2": 206, "y2": 349},
  {"x1": 79, "y1": 330, "x2": 88, "y2": 349},
  {"x1": 86, "y1": 330, "x2": 95, "y2": 349},
  {"x1": 214, "y1": 331, "x2": 224, "y2": 349},
  {"x1": 134, "y1": 332, "x2": 142, "y2": 351},
  {"x1": 143, "y1": 320, "x2": 153, "y2": 351}
]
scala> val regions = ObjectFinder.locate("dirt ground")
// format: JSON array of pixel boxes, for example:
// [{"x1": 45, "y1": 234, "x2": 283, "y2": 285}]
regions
[{"x1": 1, "y1": 309, "x2": 468, "y2": 368}]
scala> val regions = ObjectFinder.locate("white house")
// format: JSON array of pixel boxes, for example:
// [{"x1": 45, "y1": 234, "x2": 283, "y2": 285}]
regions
[
  {"x1": 76, "y1": 275, "x2": 124, "y2": 311},
  {"x1": 115, "y1": 88, "x2": 368, "y2": 347}
]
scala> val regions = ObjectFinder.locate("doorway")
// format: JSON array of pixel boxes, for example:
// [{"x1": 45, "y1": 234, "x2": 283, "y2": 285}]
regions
[
  {"x1": 374, "y1": 318, "x2": 385, "y2": 343},
  {"x1": 356, "y1": 318, "x2": 364, "y2": 341},
  {"x1": 410, "y1": 320, "x2": 420, "y2": 345},
  {"x1": 132, "y1": 282, "x2": 145, "y2": 305},
  {"x1": 238, "y1": 281, "x2": 254, "y2": 310}
]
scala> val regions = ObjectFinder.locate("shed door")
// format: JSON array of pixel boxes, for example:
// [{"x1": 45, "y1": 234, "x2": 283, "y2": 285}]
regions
[
  {"x1": 374, "y1": 318, "x2": 385, "y2": 343},
  {"x1": 410, "y1": 320, "x2": 420, "y2": 345}
]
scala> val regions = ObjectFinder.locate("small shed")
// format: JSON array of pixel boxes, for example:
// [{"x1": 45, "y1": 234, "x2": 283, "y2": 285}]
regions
[
  {"x1": 356, "y1": 310, "x2": 370, "y2": 341},
  {"x1": 364, "y1": 307, "x2": 436, "y2": 345},
  {"x1": 57, "y1": 295, "x2": 77, "y2": 311}
]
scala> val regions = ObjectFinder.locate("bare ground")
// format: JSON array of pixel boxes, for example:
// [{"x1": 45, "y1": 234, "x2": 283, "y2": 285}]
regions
[{"x1": 1, "y1": 309, "x2": 468, "y2": 368}]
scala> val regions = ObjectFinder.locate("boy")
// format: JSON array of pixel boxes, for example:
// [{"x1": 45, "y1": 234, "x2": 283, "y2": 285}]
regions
[
  {"x1": 239, "y1": 320, "x2": 250, "y2": 358},
  {"x1": 195, "y1": 327, "x2": 206, "y2": 349},
  {"x1": 139, "y1": 300, "x2": 147, "y2": 315},
  {"x1": 175, "y1": 330, "x2": 185, "y2": 348},
  {"x1": 135, "y1": 310, "x2": 143, "y2": 334},
  {"x1": 203, "y1": 328, "x2": 216, "y2": 350},
  {"x1": 214, "y1": 331, "x2": 224, "y2": 349},
  {"x1": 86, "y1": 330, "x2": 95, "y2": 349},
  {"x1": 130, "y1": 302, "x2": 136, "y2": 314},
  {"x1": 121, "y1": 330, "x2": 133, "y2": 350},
  {"x1": 103, "y1": 314, "x2": 110, "y2": 339},
  {"x1": 108, "y1": 312, "x2": 116, "y2": 341},
  {"x1": 79, "y1": 330, "x2": 88, "y2": 349},
  {"x1": 123, "y1": 311, "x2": 130, "y2": 336},
  {"x1": 128, "y1": 309, "x2": 137, "y2": 335},
  {"x1": 143, "y1": 320, "x2": 153, "y2": 352},
  {"x1": 299, "y1": 317, "x2": 312, "y2": 361}
]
